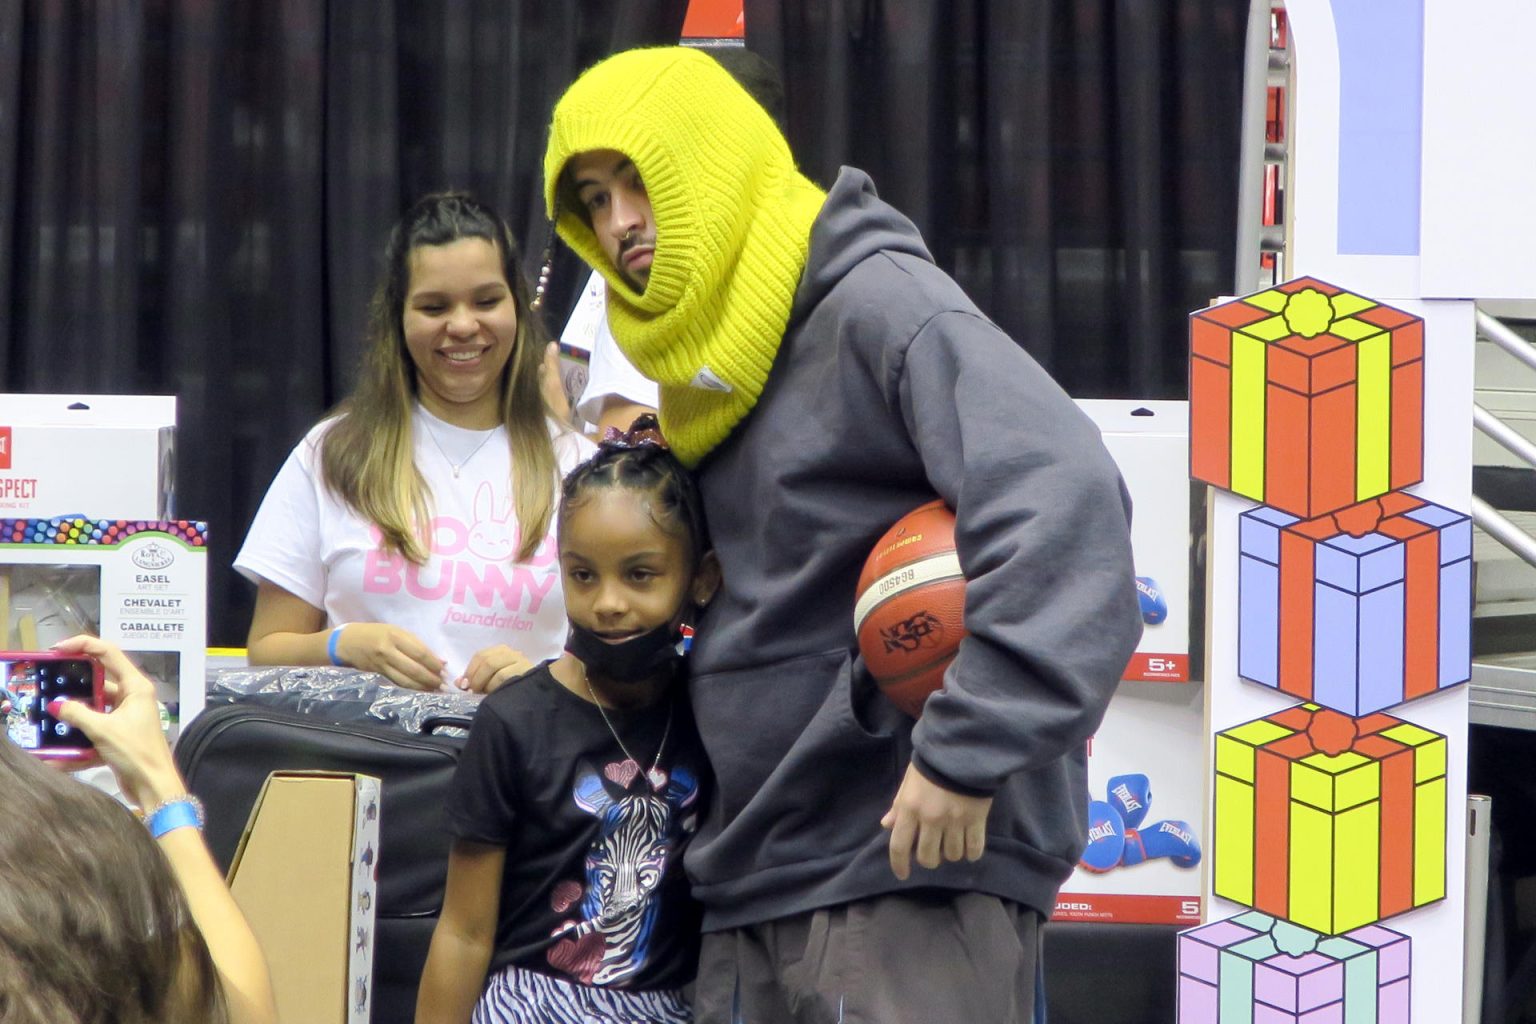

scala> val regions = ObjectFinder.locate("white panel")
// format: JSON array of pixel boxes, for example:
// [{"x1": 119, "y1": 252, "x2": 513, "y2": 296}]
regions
[
  {"x1": 1284, "y1": 0, "x2": 1423, "y2": 297},
  {"x1": 1420, "y1": 0, "x2": 1536, "y2": 299}
]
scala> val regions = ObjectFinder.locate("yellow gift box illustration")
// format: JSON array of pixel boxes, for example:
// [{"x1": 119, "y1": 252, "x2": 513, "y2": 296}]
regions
[{"x1": 1213, "y1": 703, "x2": 1445, "y2": 935}]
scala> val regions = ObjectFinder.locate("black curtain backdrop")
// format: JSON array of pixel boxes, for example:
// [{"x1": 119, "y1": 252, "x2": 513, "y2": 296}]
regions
[
  {"x1": 0, "y1": 0, "x2": 686, "y2": 645},
  {"x1": 747, "y1": 0, "x2": 1245, "y2": 397},
  {"x1": 1, "y1": 0, "x2": 1243, "y2": 646}
]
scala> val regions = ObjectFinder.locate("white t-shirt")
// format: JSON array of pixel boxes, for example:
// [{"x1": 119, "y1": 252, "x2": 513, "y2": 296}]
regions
[
  {"x1": 567, "y1": 270, "x2": 660, "y2": 425},
  {"x1": 234, "y1": 407, "x2": 595, "y2": 681}
]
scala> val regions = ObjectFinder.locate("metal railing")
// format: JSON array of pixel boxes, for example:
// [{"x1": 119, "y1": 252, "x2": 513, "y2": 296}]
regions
[{"x1": 1472, "y1": 310, "x2": 1536, "y2": 571}]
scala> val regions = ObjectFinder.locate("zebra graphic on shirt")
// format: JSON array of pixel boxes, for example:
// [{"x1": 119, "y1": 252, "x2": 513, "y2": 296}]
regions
[
  {"x1": 472, "y1": 964, "x2": 692, "y2": 1024},
  {"x1": 545, "y1": 764, "x2": 698, "y2": 986}
]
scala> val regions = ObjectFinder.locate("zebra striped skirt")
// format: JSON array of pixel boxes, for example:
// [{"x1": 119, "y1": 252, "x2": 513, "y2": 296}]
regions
[{"x1": 471, "y1": 964, "x2": 693, "y2": 1024}]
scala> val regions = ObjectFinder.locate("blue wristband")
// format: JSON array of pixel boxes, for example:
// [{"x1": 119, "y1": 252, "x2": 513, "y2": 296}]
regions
[
  {"x1": 328, "y1": 625, "x2": 348, "y2": 667},
  {"x1": 147, "y1": 797, "x2": 205, "y2": 839}
]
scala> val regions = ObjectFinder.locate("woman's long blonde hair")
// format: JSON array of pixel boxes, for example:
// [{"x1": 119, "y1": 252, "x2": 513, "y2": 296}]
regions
[{"x1": 320, "y1": 192, "x2": 558, "y2": 563}]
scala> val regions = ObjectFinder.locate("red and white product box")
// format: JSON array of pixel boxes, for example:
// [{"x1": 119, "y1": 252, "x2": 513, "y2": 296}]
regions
[
  {"x1": 0, "y1": 395, "x2": 176, "y2": 519},
  {"x1": 1053, "y1": 679, "x2": 1207, "y2": 925},
  {"x1": 1077, "y1": 400, "x2": 1193, "y2": 683},
  {"x1": 1053, "y1": 401, "x2": 1203, "y2": 925}
]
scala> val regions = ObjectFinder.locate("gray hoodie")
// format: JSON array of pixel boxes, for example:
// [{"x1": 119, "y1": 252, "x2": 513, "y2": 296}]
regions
[{"x1": 685, "y1": 167, "x2": 1143, "y2": 930}]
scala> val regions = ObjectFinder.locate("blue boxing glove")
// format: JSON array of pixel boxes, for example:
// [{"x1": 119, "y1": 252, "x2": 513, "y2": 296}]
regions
[
  {"x1": 1122, "y1": 818, "x2": 1201, "y2": 869},
  {"x1": 1106, "y1": 773, "x2": 1152, "y2": 830},
  {"x1": 1079, "y1": 800, "x2": 1126, "y2": 873},
  {"x1": 1135, "y1": 577, "x2": 1168, "y2": 625}
]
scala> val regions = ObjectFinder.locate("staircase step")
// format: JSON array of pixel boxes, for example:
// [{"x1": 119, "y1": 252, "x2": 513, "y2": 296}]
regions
[{"x1": 1472, "y1": 655, "x2": 1536, "y2": 730}]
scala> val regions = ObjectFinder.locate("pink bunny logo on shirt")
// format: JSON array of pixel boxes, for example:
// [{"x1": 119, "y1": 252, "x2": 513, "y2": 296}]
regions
[
  {"x1": 360, "y1": 479, "x2": 558, "y2": 619},
  {"x1": 467, "y1": 482, "x2": 515, "y2": 561}
]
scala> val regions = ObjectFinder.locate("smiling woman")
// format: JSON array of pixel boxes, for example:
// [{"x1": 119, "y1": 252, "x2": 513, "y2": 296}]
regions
[
  {"x1": 234, "y1": 193, "x2": 595, "y2": 694},
  {"x1": 402, "y1": 238, "x2": 520, "y2": 430}
]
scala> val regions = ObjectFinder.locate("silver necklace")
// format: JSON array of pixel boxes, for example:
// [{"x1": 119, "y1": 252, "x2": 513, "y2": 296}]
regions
[
  {"x1": 583, "y1": 664, "x2": 673, "y2": 791},
  {"x1": 421, "y1": 415, "x2": 497, "y2": 478}
]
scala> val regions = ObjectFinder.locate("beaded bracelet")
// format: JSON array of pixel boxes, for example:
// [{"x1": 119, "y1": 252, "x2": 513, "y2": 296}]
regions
[
  {"x1": 328, "y1": 624, "x2": 348, "y2": 667},
  {"x1": 145, "y1": 794, "x2": 206, "y2": 839}
]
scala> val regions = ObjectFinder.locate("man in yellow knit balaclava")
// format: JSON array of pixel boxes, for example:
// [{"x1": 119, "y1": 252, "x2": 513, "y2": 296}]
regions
[{"x1": 544, "y1": 46, "x2": 1142, "y2": 1024}]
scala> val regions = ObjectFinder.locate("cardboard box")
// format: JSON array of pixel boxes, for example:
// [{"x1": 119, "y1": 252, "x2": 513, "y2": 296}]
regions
[
  {"x1": 1190, "y1": 279, "x2": 1423, "y2": 518},
  {"x1": 0, "y1": 394, "x2": 176, "y2": 519},
  {"x1": 1052, "y1": 402, "x2": 1202, "y2": 924},
  {"x1": 1178, "y1": 911, "x2": 1411, "y2": 1023},
  {"x1": 228, "y1": 772, "x2": 381, "y2": 1024},
  {"x1": 1213, "y1": 703, "x2": 1446, "y2": 934},
  {"x1": 1054, "y1": 680, "x2": 1207, "y2": 925},
  {"x1": 1238, "y1": 492, "x2": 1471, "y2": 715},
  {"x1": 1078, "y1": 400, "x2": 1194, "y2": 682},
  {"x1": 0, "y1": 519, "x2": 206, "y2": 733}
]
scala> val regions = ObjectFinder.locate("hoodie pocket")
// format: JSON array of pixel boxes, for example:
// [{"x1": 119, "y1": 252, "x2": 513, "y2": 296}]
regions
[{"x1": 690, "y1": 649, "x2": 904, "y2": 869}]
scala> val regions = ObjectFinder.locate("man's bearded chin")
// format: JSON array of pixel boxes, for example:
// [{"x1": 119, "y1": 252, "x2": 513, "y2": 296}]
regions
[{"x1": 618, "y1": 235, "x2": 649, "y2": 292}]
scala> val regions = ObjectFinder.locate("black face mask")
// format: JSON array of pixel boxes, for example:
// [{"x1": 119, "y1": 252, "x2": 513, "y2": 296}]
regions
[{"x1": 566, "y1": 620, "x2": 683, "y2": 684}]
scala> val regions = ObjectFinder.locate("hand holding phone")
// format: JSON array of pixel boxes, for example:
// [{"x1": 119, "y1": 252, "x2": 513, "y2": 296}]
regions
[
  {"x1": 48, "y1": 636, "x2": 183, "y2": 810},
  {"x1": 1, "y1": 651, "x2": 105, "y2": 763}
]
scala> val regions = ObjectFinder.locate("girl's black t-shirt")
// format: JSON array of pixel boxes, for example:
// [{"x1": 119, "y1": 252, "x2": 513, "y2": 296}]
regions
[{"x1": 446, "y1": 662, "x2": 706, "y2": 991}]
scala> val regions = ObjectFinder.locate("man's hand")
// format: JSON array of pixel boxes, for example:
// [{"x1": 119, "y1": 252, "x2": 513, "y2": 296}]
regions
[
  {"x1": 880, "y1": 762, "x2": 993, "y2": 881},
  {"x1": 456, "y1": 645, "x2": 535, "y2": 694},
  {"x1": 336, "y1": 623, "x2": 447, "y2": 691}
]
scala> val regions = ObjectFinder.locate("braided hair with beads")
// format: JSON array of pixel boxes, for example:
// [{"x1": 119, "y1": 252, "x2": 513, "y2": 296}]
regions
[{"x1": 558, "y1": 415, "x2": 710, "y2": 568}]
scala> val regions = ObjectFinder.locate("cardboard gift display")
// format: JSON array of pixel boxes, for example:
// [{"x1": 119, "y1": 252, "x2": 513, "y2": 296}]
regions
[
  {"x1": 1213, "y1": 703, "x2": 1446, "y2": 935},
  {"x1": 1238, "y1": 492, "x2": 1471, "y2": 716},
  {"x1": 228, "y1": 772, "x2": 381, "y2": 1024},
  {"x1": 1190, "y1": 279, "x2": 1423, "y2": 518},
  {"x1": 1178, "y1": 910, "x2": 1410, "y2": 1023}
]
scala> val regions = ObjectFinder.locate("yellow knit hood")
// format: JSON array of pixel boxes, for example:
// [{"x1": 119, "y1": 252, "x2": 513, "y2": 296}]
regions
[{"x1": 543, "y1": 46, "x2": 826, "y2": 466}]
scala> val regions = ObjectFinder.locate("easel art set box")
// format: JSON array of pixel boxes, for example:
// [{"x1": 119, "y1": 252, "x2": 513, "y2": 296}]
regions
[{"x1": 0, "y1": 393, "x2": 204, "y2": 732}]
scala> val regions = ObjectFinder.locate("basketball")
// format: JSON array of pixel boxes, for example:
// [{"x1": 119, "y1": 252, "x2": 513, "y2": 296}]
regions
[{"x1": 853, "y1": 500, "x2": 966, "y2": 717}]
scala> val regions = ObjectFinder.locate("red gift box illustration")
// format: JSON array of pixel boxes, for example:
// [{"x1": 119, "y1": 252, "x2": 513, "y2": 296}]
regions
[{"x1": 1191, "y1": 278, "x2": 1423, "y2": 517}]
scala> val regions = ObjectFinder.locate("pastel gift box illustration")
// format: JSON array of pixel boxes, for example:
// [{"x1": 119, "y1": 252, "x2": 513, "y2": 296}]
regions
[
  {"x1": 1238, "y1": 492, "x2": 1471, "y2": 715},
  {"x1": 1191, "y1": 278, "x2": 1424, "y2": 518},
  {"x1": 1178, "y1": 910, "x2": 1410, "y2": 1023},
  {"x1": 1213, "y1": 704, "x2": 1446, "y2": 934}
]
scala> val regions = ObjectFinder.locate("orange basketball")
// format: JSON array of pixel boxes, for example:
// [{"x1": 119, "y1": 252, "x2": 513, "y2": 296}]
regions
[{"x1": 853, "y1": 500, "x2": 965, "y2": 717}]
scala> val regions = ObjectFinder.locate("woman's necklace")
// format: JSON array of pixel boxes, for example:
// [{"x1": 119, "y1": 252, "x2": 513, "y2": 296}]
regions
[
  {"x1": 421, "y1": 415, "x2": 497, "y2": 478},
  {"x1": 583, "y1": 664, "x2": 673, "y2": 791}
]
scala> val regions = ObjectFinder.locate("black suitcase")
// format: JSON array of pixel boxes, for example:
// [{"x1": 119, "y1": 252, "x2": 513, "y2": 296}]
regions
[{"x1": 174, "y1": 700, "x2": 471, "y2": 1024}]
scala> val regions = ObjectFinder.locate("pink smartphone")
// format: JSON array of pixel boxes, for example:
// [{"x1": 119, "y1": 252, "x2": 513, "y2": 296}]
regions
[{"x1": 0, "y1": 651, "x2": 105, "y2": 763}]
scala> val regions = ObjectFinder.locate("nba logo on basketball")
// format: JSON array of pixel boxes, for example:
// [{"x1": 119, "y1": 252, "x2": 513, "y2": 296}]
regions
[{"x1": 0, "y1": 427, "x2": 10, "y2": 469}]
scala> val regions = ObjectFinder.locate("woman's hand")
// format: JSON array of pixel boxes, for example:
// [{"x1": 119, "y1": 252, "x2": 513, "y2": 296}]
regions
[
  {"x1": 55, "y1": 635, "x2": 280, "y2": 1024},
  {"x1": 335, "y1": 623, "x2": 448, "y2": 691},
  {"x1": 50, "y1": 635, "x2": 183, "y2": 810},
  {"x1": 455, "y1": 644, "x2": 535, "y2": 695}
]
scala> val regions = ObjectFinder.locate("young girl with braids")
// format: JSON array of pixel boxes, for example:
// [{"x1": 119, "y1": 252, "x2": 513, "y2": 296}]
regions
[{"x1": 417, "y1": 416, "x2": 719, "y2": 1024}]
